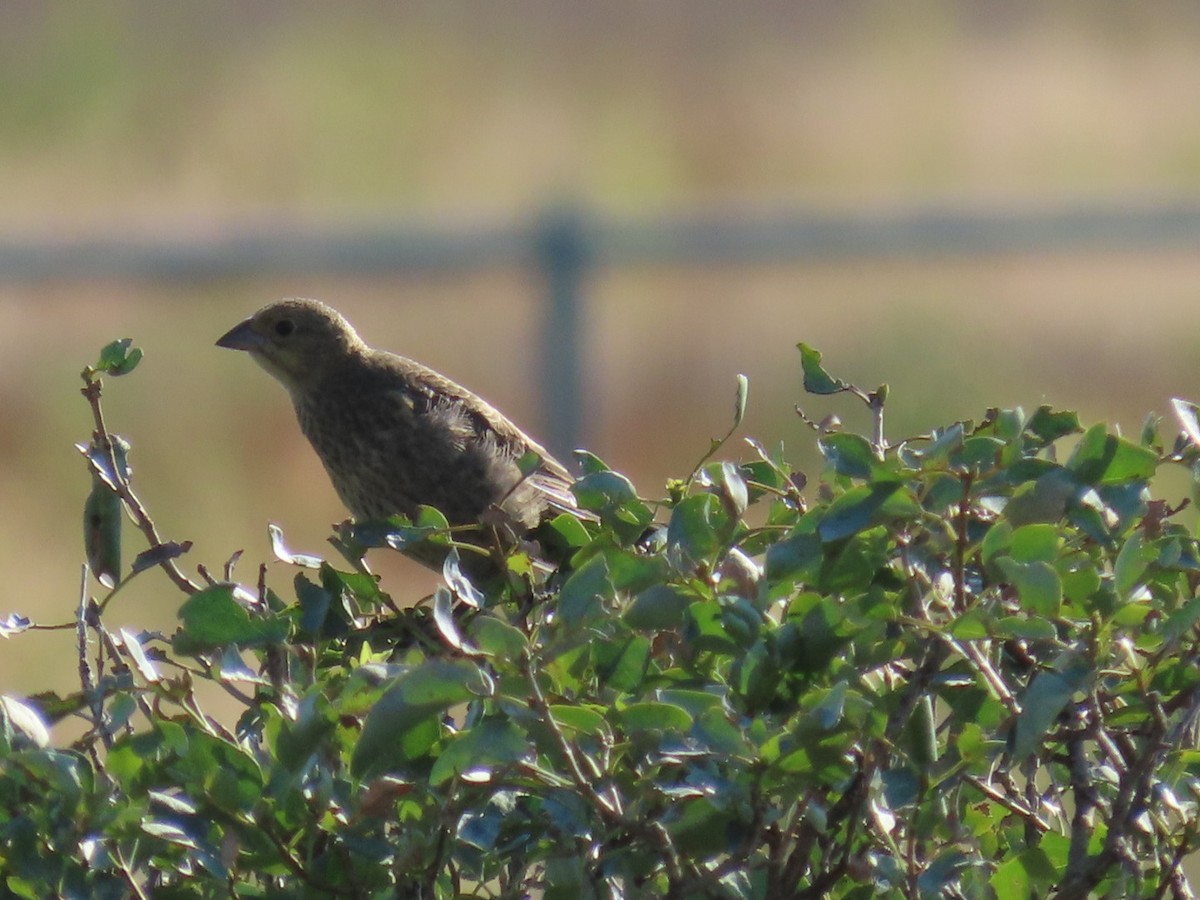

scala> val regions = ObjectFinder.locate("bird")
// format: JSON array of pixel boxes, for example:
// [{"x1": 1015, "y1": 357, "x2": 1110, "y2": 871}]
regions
[{"x1": 216, "y1": 298, "x2": 581, "y2": 574}]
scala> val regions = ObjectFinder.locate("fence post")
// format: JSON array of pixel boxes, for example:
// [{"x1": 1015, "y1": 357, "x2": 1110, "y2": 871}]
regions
[{"x1": 534, "y1": 206, "x2": 590, "y2": 462}]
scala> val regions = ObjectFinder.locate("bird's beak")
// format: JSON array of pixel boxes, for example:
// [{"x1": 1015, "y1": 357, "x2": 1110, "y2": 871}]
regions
[{"x1": 216, "y1": 319, "x2": 264, "y2": 352}]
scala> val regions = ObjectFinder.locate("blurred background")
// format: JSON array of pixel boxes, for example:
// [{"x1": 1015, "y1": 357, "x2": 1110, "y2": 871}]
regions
[{"x1": 4, "y1": 0, "x2": 1200, "y2": 694}]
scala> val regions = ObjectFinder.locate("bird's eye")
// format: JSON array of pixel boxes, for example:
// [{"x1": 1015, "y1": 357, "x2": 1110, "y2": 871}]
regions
[{"x1": 274, "y1": 319, "x2": 295, "y2": 338}]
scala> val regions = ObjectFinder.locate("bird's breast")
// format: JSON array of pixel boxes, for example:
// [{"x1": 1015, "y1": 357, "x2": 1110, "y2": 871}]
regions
[{"x1": 294, "y1": 389, "x2": 521, "y2": 526}]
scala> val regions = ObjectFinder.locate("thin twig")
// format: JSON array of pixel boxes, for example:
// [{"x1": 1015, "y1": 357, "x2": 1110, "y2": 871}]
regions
[
  {"x1": 524, "y1": 653, "x2": 620, "y2": 822},
  {"x1": 953, "y1": 473, "x2": 973, "y2": 612},
  {"x1": 75, "y1": 564, "x2": 108, "y2": 766},
  {"x1": 523, "y1": 652, "x2": 688, "y2": 889},
  {"x1": 964, "y1": 774, "x2": 1051, "y2": 833},
  {"x1": 80, "y1": 374, "x2": 200, "y2": 595}
]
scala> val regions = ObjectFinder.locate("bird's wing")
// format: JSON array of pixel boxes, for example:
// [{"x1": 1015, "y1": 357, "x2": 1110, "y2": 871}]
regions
[{"x1": 389, "y1": 354, "x2": 582, "y2": 517}]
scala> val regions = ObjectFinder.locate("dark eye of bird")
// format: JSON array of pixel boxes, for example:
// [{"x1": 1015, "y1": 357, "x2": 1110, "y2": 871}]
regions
[{"x1": 274, "y1": 320, "x2": 295, "y2": 338}]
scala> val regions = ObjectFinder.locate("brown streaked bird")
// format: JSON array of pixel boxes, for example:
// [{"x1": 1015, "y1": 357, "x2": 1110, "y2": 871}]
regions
[{"x1": 216, "y1": 298, "x2": 580, "y2": 569}]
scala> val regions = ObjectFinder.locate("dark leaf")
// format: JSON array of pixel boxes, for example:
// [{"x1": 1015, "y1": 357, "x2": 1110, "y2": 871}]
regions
[
  {"x1": 83, "y1": 478, "x2": 122, "y2": 588},
  {"x1": 625, "y1": 584, "x2": 694, "y2": 630},
  {"x1": 798, "y1": 343, "x2": 845, "y2": 395},
  {"x1": 594, "y1": 635, "x2": 651, "y2": 693},
  {"x1": 131, "y1": 540, "x2": 193, "y2": 575},
  {"x1": 817, "y1": 482, "x2": 903, "y2": 543},
  {"x1": 1011, "y1": 653, "x2": 1092, "y2": 759}
]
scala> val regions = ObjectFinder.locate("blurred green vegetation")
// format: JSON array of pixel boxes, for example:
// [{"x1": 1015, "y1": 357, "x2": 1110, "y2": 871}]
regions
[{"x1": 3, "y1": 1, "x2": 1200, "y2": 697}]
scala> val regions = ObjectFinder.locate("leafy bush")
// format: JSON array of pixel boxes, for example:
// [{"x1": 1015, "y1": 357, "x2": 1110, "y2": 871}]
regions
[{"x1": 3, "y1": 339, "x2": 1200, "y2": 898}]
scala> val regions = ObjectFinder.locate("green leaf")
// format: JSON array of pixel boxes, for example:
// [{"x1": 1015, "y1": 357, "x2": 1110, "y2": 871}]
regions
[
  {"x1": 95, "y1": 338, "x2": 143, "y2": 376},
  {"x1": 594, "y1": 635, "x2": 651, "y2": 692},
  {"x1": 572, "y1": 449, "x2": 612, "y2": 475},
  {"x1": 1057, "y1": 552, "x2": 1102, "y2": 605},
  {"x1": 352, "y1": 659, "x2": 490, "y2": 778},
  {"x1": 429, "y1": 719, "x2": 528, "y2": 785},
  {"x1": 274, "y1": 695, "x2": 336, "y2": 773},
  {"x1": 573, "y1": 469, "x2": 654, "y2": 541},
  {"x1": 1008, "y1": 524, "x2": 1060, "y2": 563},
  {"x1": 1003, "y1": 469, "x2": 1076, "y2": 526},
  {"x1": 980, "y1": 521, "x2": 1013, "y2": 565},
  {"x1": 949, "y1": 608, "x2": 989, "y2": 640},
  {"x1": 992, "y1": 616, "x2": 1058, "y2": 641},
  {"x1": 714, "y1": 460, "x2": 749, "y2": 516},
  {"x1": 990, "y1": 848, "x2": 1059, "y2": 900},
  {"x1": 995, "y1": 559, "x2": 1061, "y2": 617},
  {"x1": 667, "y1": 797, "x2": 735, "y2": 857},
  {"x1": 549, "y1": 704, "x2": 609, "y2": 737},
  {"x1": 545, "y1": 512, "x2": 592, "y2": 548},
  {"x1": 917, "y1": 851, "x2": 977, "y2": 895},
  {"x1": 1066, "y1": 422, "x2": 1157, "y2": 485},
  {"x1": 348, "y1": 512, "x2": 445, "y2": 553},
  {"x1": 780, "y1": 593, "x2": 848, "y2": 673},
  {"x1": 977, "y1": 406, "x2": 1026, "y2": 442},
  {"x1": 765, "y1": 528, "x2": 822, "y2": 585},
  {"x1": 817, "y1": 482, "x2": 903, "y2": 543},
  {"x1": 1114, "y1": 531, "x2": 1157, "y2": 601},
  {"x1": 557, "y1": 554, "x2": 612, "y2": 626},
  {"x1": 668, "y1": 493, "x2": 728, "y2": 562},
  {"x1": 294, "y1": 572, "x2": 348, "y2": 638},
  {"x1": 720, "y1": 596, "x2": 763, "y2": 648},
  {"x1": 956, "y1": 435, "x2": 1005, "y2": 470},
  {"x1": 811, "y1": 681, "x2": 849, "y2": 730},
  {"x1": 921, "y1": 423, "x2": 965, "y2": 466},
  {"x1": 174, "y1": 585, "x2": 288, "y2": 653},
  {"x1": 819, "y1": 432, "x2": 878, "y2": 479},
  {"x1": 515, "y1": 449, "x2": 544, "y2": 477},
  {"x1": 1162, "y1": 596, "x2": 1200, "y2": 646},
  {"x1": 625, "y1": 584, "x2": 694, "y2": 630},
  {"x1": 468, "y1": 616, "x2": 528, "y2": 661},
  {"x1": 617, "y1": 702, "x2": 692, "y2": 736},
  {"x1": 1012, "y1": 654, "x2": 1092, "y2": 758},
  {"x1": 572, "y1": 470, "x2": 637, "y2": 512},
  {"x1": 685, "y1": 601, "x2": 740, "y2": 655},
  {"x1": 905, "y1": 695, "x2": 938, "y2": 767},
  {"x1": 798, "y1": 343, "x2": 845, "y2": 395},
  {"x1": 1024, "y1": 407, "x2": 1082, "y2": 446},
  {"x1": 956, "y1": 722, "x2": 991, "y2": 765}
]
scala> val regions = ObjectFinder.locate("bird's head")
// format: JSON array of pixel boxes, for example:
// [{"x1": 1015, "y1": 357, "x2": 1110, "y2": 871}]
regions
[{"x1": 216, "y1": 298, "x2": 366, "y2": 394}]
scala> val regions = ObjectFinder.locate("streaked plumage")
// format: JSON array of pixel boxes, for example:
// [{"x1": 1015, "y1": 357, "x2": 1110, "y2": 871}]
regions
[{"x1": 217, "y1": 298, "x2": 578, "y2": 565}]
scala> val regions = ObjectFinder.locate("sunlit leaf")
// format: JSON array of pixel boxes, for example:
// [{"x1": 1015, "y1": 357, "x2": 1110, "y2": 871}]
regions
[
  {"x1": 174, "y1": 584, "x2": 288, "y2": 653},
  {"x1": 352, "y1": 659, "x2": 491, "y2": 779}
]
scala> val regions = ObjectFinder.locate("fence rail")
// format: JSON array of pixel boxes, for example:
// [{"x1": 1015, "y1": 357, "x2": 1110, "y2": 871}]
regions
[{"x1": 6, "y1": 201, "x2": 1200, "y2": 455}]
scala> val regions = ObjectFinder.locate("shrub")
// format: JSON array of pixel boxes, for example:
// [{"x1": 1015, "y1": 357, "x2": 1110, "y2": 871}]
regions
[{"x1": 2, "y1": 339, "x2": 1200, "y2": 898}]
